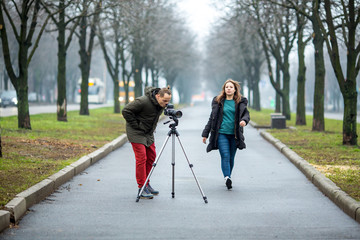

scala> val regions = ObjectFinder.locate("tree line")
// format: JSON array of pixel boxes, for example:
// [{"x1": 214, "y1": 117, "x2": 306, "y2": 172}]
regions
[
  {"x1": 204, "y1": 0, "x2": 359, "y2": 146},
  {"x1": 0, "y1": 0, "x2": 199, "y2": 127},
  {"x1": 0, "y1": 0, "x2": 358, "y2": 148}
]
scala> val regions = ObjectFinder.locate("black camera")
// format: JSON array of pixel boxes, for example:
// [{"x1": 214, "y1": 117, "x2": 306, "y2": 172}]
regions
[{"x1": 164, "y1": 104, "x2": 182, "y2": 118}]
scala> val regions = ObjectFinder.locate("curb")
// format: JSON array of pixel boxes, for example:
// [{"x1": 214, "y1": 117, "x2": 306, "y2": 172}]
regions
[
  {"x1": 0, "y1": 211, "x2": 10, "y2": 233},
  {"x1": 0, "y1": 134, "x2": 128, "y2": 231},
  {"x1": 259, "y1": 130, "x2": 360, "y2": 224}
]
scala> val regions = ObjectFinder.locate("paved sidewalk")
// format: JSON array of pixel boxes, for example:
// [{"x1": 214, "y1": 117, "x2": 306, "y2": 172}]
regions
[{"x1": 1, "y1": 104, "x2": 360, "y2": 239}]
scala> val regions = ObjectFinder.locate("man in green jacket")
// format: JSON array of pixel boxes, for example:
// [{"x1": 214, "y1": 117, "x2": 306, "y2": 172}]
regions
[{"x1": 122, "y1": 86, "x2": 171, "y2": 199}]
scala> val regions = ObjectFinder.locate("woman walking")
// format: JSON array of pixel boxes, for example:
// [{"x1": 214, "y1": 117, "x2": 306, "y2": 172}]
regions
[{"x1": 202, "y1": 79, "x2": 250, "y2": 190}]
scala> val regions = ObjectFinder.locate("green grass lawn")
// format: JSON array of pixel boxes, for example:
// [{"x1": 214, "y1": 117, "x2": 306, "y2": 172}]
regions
[
  {"x1": 249, "y1": 108, "x2": 360, "y2": 201},
  {"x1": 0, "y1": 107, "x2": 126, "y2": 208}
]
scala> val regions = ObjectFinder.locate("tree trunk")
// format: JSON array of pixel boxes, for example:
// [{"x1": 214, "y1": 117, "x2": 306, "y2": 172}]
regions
[
  {"x1": 17, "y1": 75, "x2": 31, "y2": 129},
  {"x1": 151, "y1": 68, "x2": 157, "y2": 87},
  {"x1": 153, "y1": 67, "x2": 159, "y2": 88},
  {"x1": 343, "y1": 92, "x2": 358, "y2": 145},
  {"x1": 145, "y1": 65, "x2": 149, "y2": 87},
  {"x1": 3, "y1": 69, "x2": 9, "y2": 90},
  {"x1": 342, "y1": 43, "x2": 358, "y2": 145},
  {"x1": 296, "y1": 38, "x2": 307, "y2": 125},
  {"x1": 252, "y1": 65, "x2": 261, "y2": 111},
  {"x1": 312, "y1": 21, "x2": 325, "y2": 131},
  {"x1": 79, "y1": 68, "x2": 89, "y2": 115},
  {"x1": 247, "y1": 77, "x2": 252, "y2": 108},
  {"x1": 78, "y1": 1, "x2": 101, "y2": 115},
  {"x1": 275, "y1": 62, "x2": 281, "y2": 113},
  {"x1": 113, "y1": 79, "x2": 120, "y2": 113},
  {"x1": 120, "y1": 44, "x2": 131, "y2": 106},
  {"x1": 78, "y1": 12, "x2": 89, "y2": 115},
  {"x1": 17, "y1": 32, "x2": 31, "y2": 129},
  {"x1": 56, "y1": 4, "x2": 67, "y2": 121},
  {"x1": 125, "y1": 78, "x2": 130, "y2": 104},
  {"x1": 282, "y1": 59, "x2": 291, "y2": 120},
  {"x1": 133, "y1": 52, "x2": 143, "y2": 98},
  {"x1": 165, "y1": 70, "x2": 177, "y2": 92},
  {"x1": 296, "y1": 14, "x2": 307, "y2": 125}
]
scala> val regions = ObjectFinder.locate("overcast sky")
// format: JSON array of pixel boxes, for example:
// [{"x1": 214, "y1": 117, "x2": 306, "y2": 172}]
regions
[{"x1": 176, "y1": 0, "x2": 220, "y2": 41}]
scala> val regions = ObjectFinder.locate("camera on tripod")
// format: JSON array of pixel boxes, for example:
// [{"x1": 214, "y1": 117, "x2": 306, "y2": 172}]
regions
[
  {"x1": 137, "y1": 103, "x2": 208, "y2": 203},
  {"x1": 164, "y1": 104, "x2": 182, "y2": 118}
]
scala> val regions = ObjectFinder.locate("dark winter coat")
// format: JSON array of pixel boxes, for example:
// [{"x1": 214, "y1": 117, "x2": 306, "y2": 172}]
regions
[
  {"x1": 202, "y1": 96, "x2": 250, "y2": 152},
  {"x1": 122, "y1": 87, "x2": 164, "y2": 147}
]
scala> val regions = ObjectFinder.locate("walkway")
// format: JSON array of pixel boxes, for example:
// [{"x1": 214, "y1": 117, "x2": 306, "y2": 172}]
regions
[{"x1": 1, "y1": 104, "x2": 359, "y2": 239}]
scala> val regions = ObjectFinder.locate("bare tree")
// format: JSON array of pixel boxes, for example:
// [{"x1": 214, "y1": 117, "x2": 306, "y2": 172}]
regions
[
  {"x1": 0, "y1": 0, "x2": 53, "y2": 129},
  {"x1": 97, "y1": 0, "x2": 127, "y2": 113},
  {"x1": 315, "y1": 0, "x2": 359, "y2": 145},
  {"x1": 123, "y1": 0, "x2": 148, "y2": 97},
  {"x1": 295, "y1": 3, "x2": 312, "y2": 125},
  {"x1": 28, "y1": 33, "x2": 57, "y2": 103},
  {"x1": 0, "y1": 27, "x2": 17, "y2": 91},
  {"x1": 76, "y1": 0, "x2": 102, "y2": 115},
  {"x1": 42, "y1": 0, "x2": 83, "y2": 121},
  {"x1": 250, "y1": 0, "x2": 297, "y2": 120},
  {"x1": 282, "y1": 0, "x2": 327, "y2": 131},
  {"x1": 231, "y1": 9, "x2": 265, "y2": 111}
]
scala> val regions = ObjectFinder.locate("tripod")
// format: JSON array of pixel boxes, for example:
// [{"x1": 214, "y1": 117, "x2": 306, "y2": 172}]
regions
[{"x1": 136, "y1": 116, "x2": 208, "y2": 203}]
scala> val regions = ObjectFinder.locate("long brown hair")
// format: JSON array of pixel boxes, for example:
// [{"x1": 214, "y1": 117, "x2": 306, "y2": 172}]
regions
[{"x1": 216, "y1": 79, "x2": 242, "y2": 104}]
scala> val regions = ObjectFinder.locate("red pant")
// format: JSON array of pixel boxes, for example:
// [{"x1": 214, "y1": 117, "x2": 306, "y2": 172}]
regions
[{"x1": 131, "y1": 142, "x2": 156, "y2": 188}]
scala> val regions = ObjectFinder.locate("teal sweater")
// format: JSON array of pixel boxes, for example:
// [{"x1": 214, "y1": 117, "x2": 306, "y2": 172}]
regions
[{"x1": 219, "y1": 99, "x2": 235, "y2": 135}]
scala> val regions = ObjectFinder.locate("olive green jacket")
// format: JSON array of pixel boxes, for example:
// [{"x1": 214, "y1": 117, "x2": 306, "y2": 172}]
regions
[{"x1": 122, "y1": 87, "x2": 164, "y2": 147}]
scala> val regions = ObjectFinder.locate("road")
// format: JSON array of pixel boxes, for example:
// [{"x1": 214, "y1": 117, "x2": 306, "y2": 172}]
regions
[
  {"x1": 306, "y1": 111, "x2": 360, "y2": 123},
  {"x1": 1, "y1": 104, "x2": 359, "y2": 239}
]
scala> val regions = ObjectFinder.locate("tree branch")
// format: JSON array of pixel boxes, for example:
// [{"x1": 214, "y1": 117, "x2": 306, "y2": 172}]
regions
[
  {"x1": 97, "y1": 23, "x2": 115, "y2": 78},
  {"x1": 259, "y1": 30, "x2": 283, "y2": 96},
  {"x1": 355, "y1": 5, "x2": 360, "y2": 25},
  {"x1": 40, "y1": 0, "x2": 59, "y2": 25},
  {"x1": 26, "y1": 0, "x2": 41, "y2": 45},
  {"x1": 65, "y1": 15, "x2": 81, "y2": 50},
  {"x1": 340, "y1": 0, "x2": 349, "y2": 25},
  {"x1": 355, "y1": 54, "x2": 360, "y2": 77},
  {"x1": 26, "y1": 0, "x2": 37, "y2": 15},
  {"x1": 0, "y1": 2, "x2": 18, "y2": 88},
  {"x1": 10, "y1": 0, "x2": 21, "y2": 16},
  {"x1": 28, "y1": 8, "x2": 52, "y2": 65},
  {"x1": 1, "y1": 1, "x2": 20, "y2": 41}
]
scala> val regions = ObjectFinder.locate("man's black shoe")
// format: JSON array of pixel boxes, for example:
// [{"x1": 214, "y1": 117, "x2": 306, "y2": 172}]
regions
[
  {"x1": 147, "y1": 184, "x2": 159, "y2": 195},
  {"x1": 138, "y1": 187, "x2": 154, "y2": 199}
]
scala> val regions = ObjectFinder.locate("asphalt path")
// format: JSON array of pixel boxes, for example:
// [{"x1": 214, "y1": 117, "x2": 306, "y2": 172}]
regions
[{"x1": 1, "y1": 104, "x2": 360, "y2": 239}]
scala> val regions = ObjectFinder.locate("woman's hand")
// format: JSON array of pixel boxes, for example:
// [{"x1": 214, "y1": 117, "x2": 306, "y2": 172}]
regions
[
  {"x1": 240, "y1": 120, "x2": 246, "y2": 127},
  {"x1": 202, "y1": 137, "x2": 207, "y2": 144}
]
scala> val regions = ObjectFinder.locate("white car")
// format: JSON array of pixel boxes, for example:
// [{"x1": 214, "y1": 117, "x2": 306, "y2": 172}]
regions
[{"x1": 0, "y1": 90, "x2": 18, "y2": 108}]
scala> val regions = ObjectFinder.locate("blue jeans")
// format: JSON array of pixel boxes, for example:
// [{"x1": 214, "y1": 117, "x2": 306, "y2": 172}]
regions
[{"x1": 217, "y1": 133, "x2": 237, "y2": 178}]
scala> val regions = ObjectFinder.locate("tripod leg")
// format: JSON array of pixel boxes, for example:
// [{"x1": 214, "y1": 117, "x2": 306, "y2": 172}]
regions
[
  {"x1": 175, "y1": 136, "x2": 208, "y2": 204},
  {"x1": 136, "y1": 135, "x2": 170, "y2": 202},
  {"x1": 171, "y1": 134, "x2": 175, "y2": 199}
]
